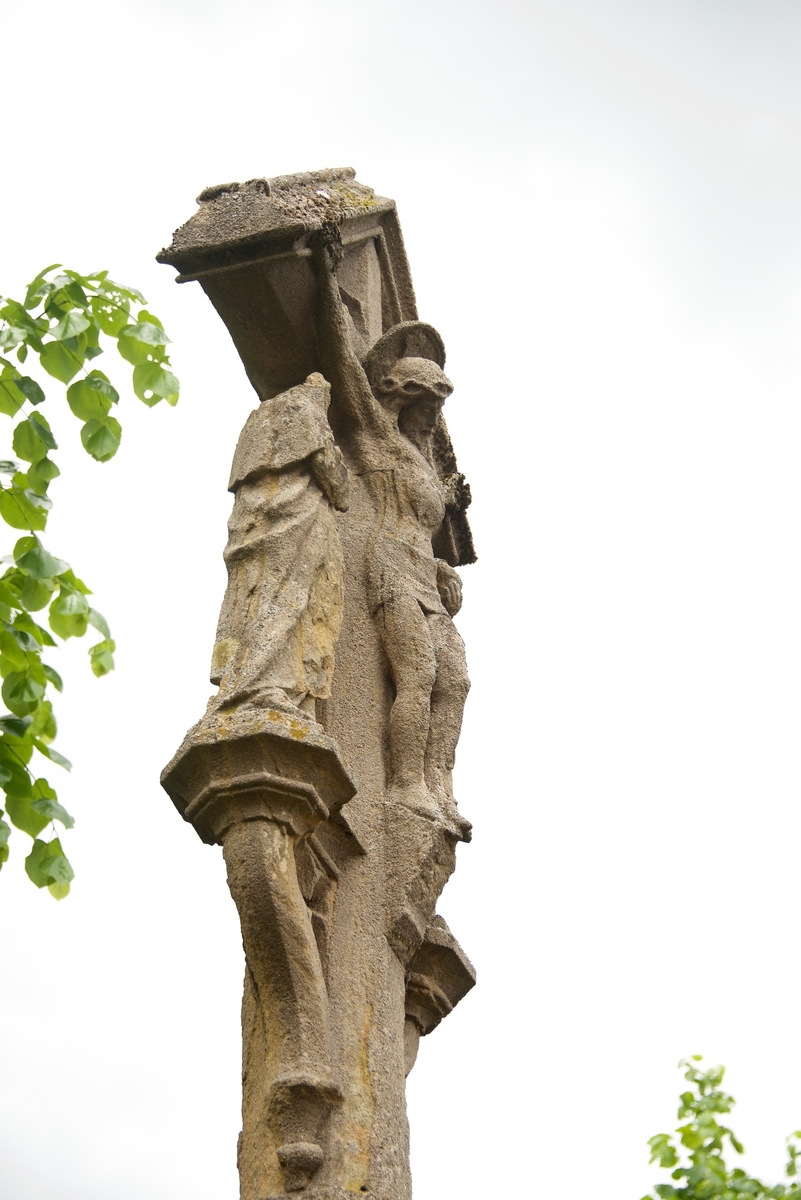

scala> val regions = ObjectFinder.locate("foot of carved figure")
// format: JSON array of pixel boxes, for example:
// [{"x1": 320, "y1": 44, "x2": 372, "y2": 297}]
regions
[
  {"x1": 385, "y1": 780, "x2": 441, "y2": 822},
  {"x1": 425, "y1": 769, "x2": 472, "y2": 842},
  {"x1": 441, "y1": 800, "x2": 472, "y2": 843}
]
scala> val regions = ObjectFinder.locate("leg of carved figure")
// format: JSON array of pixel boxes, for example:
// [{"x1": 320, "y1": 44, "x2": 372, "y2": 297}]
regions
[
  {"x1": 222, "y1": 818, "x2": 339, "y2": 1195},
  {"x1": 379, "y1": 592, "x2": 438, "y2": 817},
  {"x1": 425, "y1": 615, "x2": 470, "y2": 823}
]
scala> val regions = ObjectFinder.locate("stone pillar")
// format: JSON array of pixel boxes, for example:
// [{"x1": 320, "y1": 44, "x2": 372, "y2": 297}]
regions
[{"x1": 159, "y1": 169, "x2": 476, "y2": 1200}]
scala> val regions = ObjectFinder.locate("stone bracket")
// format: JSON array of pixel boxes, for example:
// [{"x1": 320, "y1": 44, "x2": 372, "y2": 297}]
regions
[{"x1": 186, "y1": 770, "x2": 328, "y2": 843}]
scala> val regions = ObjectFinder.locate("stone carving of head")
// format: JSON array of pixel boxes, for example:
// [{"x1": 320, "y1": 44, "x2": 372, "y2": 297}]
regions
[{"x1": 374, "y1": 357, "x2": 453, "y2": 416}]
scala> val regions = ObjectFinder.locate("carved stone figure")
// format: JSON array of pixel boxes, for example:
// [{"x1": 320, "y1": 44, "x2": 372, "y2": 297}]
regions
[
  {"x1": 210, "y1": 372, "x2": 349, "y2": 719},
  {"x1": 163, "y1": 370, "x2": 354, "y2": 1197},
  {"x1": 314, "y1": 234, "x2": 470, "y2": 837},
  {"x1": 159, "y1": 169, "x2": 477, "y2": 1200}
]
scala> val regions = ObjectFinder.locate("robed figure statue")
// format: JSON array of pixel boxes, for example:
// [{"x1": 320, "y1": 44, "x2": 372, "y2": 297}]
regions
[{"x1": 210, "y1": 372, "x2": 350, "y2": 720}]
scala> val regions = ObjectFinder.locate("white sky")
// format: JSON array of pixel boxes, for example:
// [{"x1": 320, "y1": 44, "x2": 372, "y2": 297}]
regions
[{"x1": 3, "y1": 1, "x2": 801, "y2": 1197}]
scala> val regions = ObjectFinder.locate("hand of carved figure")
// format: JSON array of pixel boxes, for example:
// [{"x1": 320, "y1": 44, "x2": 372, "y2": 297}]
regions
[
  {"x1": 309, "y1": 442, "x2": 350, "y2": 512},
  {"x1": 311, "y1": 228, "x2": 344, "y2": 275},
  {"x1": 436, "y1": 560, "x2": 462, "y2": 617}
]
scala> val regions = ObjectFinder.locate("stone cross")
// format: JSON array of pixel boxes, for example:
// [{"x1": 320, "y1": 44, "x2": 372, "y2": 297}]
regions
[{"x1": 159, "y1": 169, "x2": 476, "y2": 1200}]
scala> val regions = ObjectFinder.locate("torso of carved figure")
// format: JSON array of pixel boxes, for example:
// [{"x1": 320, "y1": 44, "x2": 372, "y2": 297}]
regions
[
  {"x1": 366, "y1": 463, "x2": 444, "y2": 541},
  {"x1": 358, "y1": 431, "x2": 447, "y2": 615}
]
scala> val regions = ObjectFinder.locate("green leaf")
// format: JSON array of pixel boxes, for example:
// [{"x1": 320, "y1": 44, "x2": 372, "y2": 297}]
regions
[
  {"x1": 88, "y1": 607, "x2": 110, "y2": 638},
  {"x1": 24, "y1": 267, "x2": 60, "y2": 309},
  {"x1": 16, "y1": 539, "x2": 70, "y2": 579},
  {"x1": 133, "y1": 362, "x2": 179, "y2": 407},
  {"x1": 0, "y1": 325, "x2": 26, "y2": 350},
  {"x1": 6, "y1": 792, "x2": 50, "y2": 837},
  {"x1": 89, "y1": 638, "x2": 115, "y2": 676},
  {"x1": 42, "y1": 663, "x2": 63, "y2": 691},
  {"x1": 137, "y1": 309, "x2": 164, "y2": 329},
  {"x1": 90, "y1": 293, "x2": 130, "y2": 336},
  {"x1": 63, "y1": 281, "x2": 89, "y2": 308},
  {"x1": 14, "y1": 612, "x2": 55, "y2": 646},
  {"x1": 15, "y1": 376, "x2": 45, "y2": 406},
  {"x1": 0, "y1": 576, "x2": 21, "y2": 605},
  {"x1": 13, "y1": 418, "x2": 50, "y2": 464},
  {"x1": 80, "y1": 415, "x2": 121, "y2": 462},
  {"x1": 0, "y1": 369, "x2": 26, "y2": 415},
  {"x1": 0, "y1": 485, "x2": 49, "y2": 531},
  {"x1": 50, "y1": 309, "x2": 90, "y2": 341},
  {"x1": 2, "y1": 670, "x2": 45, "y2": 716},
  {"x1": 29, "y1": 412, "x2": 57, "y2": 446},
  {"x1": 67, "y1": 371, "x2": 118, "y2": 421},
  {"x1": 25, "y1": 836, "x2": 73, "y2": 894},
  {"x1": 0, "y1": 301, "x2": 44, "y2": 333},
  {"x1": 13, "y1": 535, "x2": 36, "y2": 557},
  {"x1": 117, "y1": 321, "x2": 169, "y2": 365},
  {"x1": 0, "y1": 714, "x2": 32, "y2": 737},
  {"x1": 7, "y1": 624, "x2": 41, "y2": 654},
  {"x1": 0, "y1": 629, "x2": 28, "y2": 670},
  {"x1": 0, "y1": 750, "x2": 34, "y2": 797},
  {"x1": 29, "y1": 698, "x2": 56, "y2": 740},
  {"x1": 33, "y1": 739, "x2": 70, "y2": 770},
  {"x1": 26, "y1": 457, "x2": 60, "y2": 496},
  {"x1": 0, "y1": 814, "x2": 10, "y2": 848},
  {"x1": 31, "y1": 796, "x2": 74, "y2": 829},
  {"x1": 40, "y1": 339, "x2": 82, "y2": 383},
  {"x1": 114, "y1": 280, "x2": 146, "y2": 304},
  {"x1": 122, "y1": 320, "x2": 170, "y2": 345},
  {"x1": 57, "y1": 569, "x2": 91, "y2": 595},
  {"x1": 48, "y1": 588, "x2": 89, "y2": 639}
]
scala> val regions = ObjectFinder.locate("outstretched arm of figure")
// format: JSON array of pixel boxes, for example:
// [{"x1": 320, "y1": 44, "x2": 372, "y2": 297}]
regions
[{"x1": 312, "y1": 233, "x2": 390, "y2": 441}]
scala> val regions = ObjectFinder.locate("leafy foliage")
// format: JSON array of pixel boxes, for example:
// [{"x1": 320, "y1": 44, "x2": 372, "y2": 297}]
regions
[
  {"x1": 642, "y1": 1057, "x2": 801, "y2": 1200},
  {"x1": 0, "y1": 266, "x2": 179, "y2": 897}
]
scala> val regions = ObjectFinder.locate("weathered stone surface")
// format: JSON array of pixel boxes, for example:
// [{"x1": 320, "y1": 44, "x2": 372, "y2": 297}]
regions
[
  {"x1": 160, "y1": 169, "x2": 477, "y2": 1200},
  {"x1": 157, "y1": 168, "x2": 416, "y2": 401},
  {"x1": 404, "y1": 916, "x2": 477, "y2": 1076},
  {"x1": 162, "y1": 709, "x2": 358, "y2": 1197},
  {"x1": 210, "y1": 372, "x2": 349, "y2": 719}
]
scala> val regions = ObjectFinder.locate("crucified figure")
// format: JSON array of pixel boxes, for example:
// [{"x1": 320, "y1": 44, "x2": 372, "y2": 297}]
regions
[{"x1": 314, "y1": 234, "x2": 470, "y2": 839}]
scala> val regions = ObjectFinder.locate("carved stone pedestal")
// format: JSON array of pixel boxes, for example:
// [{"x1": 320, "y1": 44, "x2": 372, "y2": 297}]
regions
[{"x1": 162, "y1": 709, "x2": 356, "y2": 1197}]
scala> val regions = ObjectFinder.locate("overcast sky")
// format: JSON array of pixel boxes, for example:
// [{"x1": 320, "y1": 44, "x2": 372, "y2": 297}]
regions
[{"x1": 3, "y1": 2, "x2": 801, "y2": 1198}]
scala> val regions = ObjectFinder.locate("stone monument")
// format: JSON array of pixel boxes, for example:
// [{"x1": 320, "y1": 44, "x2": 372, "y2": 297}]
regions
[{"x1": 160, "y1": 169, "x2": 477, "y2": 1200}]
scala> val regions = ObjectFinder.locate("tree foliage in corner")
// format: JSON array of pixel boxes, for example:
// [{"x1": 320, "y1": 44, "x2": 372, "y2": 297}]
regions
[
  {"x1": 0, "y1": 266, "x2": 179, "y2": 897},
  {"x1": 643, "y1": 1056, "x2": 801, "y2": 1199}
]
